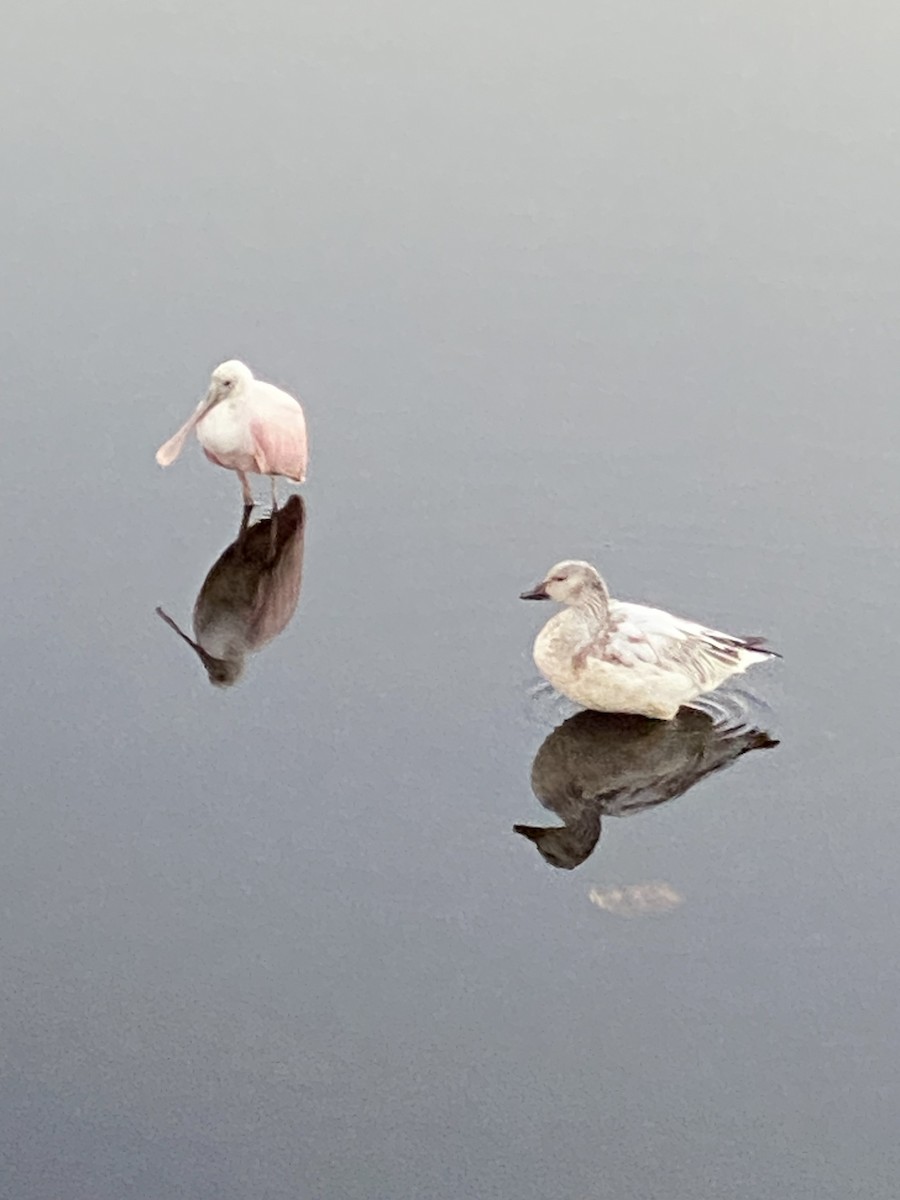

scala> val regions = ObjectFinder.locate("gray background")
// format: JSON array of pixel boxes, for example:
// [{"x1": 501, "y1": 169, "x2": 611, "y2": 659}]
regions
[{"x1": 2, "y1": 1, "x2": 898, "y2": 1197}]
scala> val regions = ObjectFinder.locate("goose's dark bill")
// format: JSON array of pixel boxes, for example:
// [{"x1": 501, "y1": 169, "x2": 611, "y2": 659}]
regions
[{"x1": 520, "y1": 582, "x2": 550, "y2": 601}]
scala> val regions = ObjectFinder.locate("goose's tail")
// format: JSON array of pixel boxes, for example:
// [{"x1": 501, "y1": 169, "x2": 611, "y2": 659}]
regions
[{"x1": 737, "y1": 635, "x2": 782, "y2": 660}]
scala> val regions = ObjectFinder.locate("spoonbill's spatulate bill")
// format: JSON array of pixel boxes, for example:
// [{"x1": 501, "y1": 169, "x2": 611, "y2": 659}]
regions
[
  {"x1": 520, "y1": 560, "x2": 779, "y2": 720},
  {"x1": 156, "y1": 360, "x2": 308, "y2": 506}
]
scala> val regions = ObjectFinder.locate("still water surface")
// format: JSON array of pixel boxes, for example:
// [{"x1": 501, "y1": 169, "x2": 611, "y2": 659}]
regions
[{"x1": 3, "y1": 2, "x2": 900, "y2": 1197}]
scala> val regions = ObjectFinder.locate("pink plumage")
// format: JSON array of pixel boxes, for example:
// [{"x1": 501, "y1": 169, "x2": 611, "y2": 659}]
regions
[
  {"x1": 250, "y1": 414, "x2": 307, "y2": 481},
  {"x1": 156, "y1": 359, "x2": 308, "y2": 506}
]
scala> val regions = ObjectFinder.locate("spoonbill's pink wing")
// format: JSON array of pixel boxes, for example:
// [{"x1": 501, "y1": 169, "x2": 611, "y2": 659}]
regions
[
  {"x1": 156, "y1": 408, "x2": 204, "y2": 467},
  {"x1": 250, "y1": 407, "x2": 308, "y2": 482}
]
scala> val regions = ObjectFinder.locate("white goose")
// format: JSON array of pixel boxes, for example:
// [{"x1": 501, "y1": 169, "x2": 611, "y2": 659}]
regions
[{"x1": 520, "y1": 560, "x2": 778, "y2": 720}]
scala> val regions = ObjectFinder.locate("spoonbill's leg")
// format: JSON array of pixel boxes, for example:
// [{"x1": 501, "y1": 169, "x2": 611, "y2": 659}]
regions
[
  {"x1": 270, "y1": 476, "x2": 279, "y2": 511},
  {"x1": 238, "y1": 471, "x2": 254, "y2": 507},
  {"x1": 238, "y1": 504, "x2": 253, "y2": 537}
]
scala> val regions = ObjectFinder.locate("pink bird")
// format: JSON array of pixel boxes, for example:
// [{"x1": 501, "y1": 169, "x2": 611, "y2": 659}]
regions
[{"x1": 156, "y1": 359, "x2": 309, "y2": 506}]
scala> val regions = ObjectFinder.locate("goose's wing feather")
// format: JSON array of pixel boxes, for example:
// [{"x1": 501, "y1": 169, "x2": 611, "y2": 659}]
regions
[{"x1": 606, "y1": 601, "x2": 769, "y2": 686}]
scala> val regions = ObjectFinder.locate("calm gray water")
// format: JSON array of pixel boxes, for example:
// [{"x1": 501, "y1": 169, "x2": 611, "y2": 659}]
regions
[{"x1": 3, "y1": 2, "x2": 900, "y2": 1197}]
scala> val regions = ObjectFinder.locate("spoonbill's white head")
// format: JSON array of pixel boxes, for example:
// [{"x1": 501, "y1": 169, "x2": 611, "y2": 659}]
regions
[
  {"x1": 520, "y1": 560, "x2": 609, "y2": 605},
  {"x1": 155, "y1": 360, "x2": 255, "y2": 468},
  {"x1": 208, "y1": 359, "x2": 254, "y2": 402}
]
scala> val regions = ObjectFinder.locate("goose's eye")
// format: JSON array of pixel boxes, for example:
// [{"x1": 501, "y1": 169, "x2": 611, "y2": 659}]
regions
[{"x1": 551, "y1": 575, "x2": 566, "y2": 583}]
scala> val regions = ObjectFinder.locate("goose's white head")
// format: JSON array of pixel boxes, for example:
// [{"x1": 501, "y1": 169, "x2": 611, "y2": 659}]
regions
[{"x1": 520, "y1": 560, "x2": 608, "y2": 605}]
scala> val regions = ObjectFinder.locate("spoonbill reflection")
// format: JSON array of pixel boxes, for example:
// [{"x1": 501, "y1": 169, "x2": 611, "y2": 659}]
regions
[
  {"x1": 156, "y1": 360, "x2": 308, "y2": 506},
  {"x1": 515, "y1": 708, "x2": 777, "y2": 869},
  {"x1": 156, "y1": 496, "x2": 307, "y2": 687},
  {"x1": 521, "y1": 560, "x2": 779, "y2": 719}
]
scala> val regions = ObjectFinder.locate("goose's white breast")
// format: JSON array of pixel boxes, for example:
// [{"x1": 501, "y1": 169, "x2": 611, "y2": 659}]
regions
[{"x1": 533, "y1": 610, "x2": 695, "y2": 719}]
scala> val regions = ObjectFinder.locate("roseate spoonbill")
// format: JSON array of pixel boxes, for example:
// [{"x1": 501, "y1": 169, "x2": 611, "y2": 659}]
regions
[
  {"x1": 156, "y1": 360, "x2": 308, "y2": 506},
  {"x1": 515, "y1": 708, "x2": 776, "y2": 870},
  {"x1": 520, "y1": 560, "x2": 780, "y2": 720},
  {"x1": 156, "y1": 496, "x2": 306, "y2": 687}
]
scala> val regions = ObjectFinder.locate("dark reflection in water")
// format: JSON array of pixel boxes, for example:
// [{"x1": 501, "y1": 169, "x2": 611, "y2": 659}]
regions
[
  {"x1": 515, "y1": 708, "x2": 777, "y2": 870},
  {"x1": 156, "y1": 496, "x2": 306, "y2": 687}
]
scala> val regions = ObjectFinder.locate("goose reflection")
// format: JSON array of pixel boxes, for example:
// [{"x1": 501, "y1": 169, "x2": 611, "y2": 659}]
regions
[
  {"x1": 515, "y1": 708, "x2": 777, "y2": 869},
  {"x1": 157, "y1": 497, "x2": 306, "y2": 687}
]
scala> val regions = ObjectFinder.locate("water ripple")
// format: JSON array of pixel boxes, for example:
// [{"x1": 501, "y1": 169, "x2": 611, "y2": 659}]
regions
[
  {"x1": 688, "y1": 683, "x2": 774, "y2": 732},
  {"x1": 523, "y1": 677, "x2": 772, "y2": 734},
  {"x1": 522, "y1": 678, "x2": 580, "y2": 728}
]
